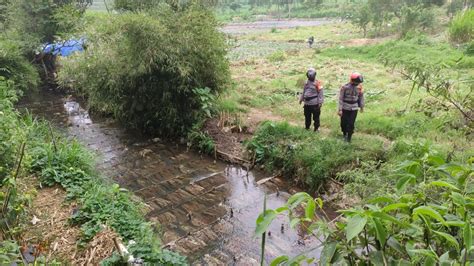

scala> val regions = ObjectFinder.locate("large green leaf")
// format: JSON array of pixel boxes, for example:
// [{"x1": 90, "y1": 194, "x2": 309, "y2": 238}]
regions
[
  {"x1": 382, "y1": 203, "x2": 409, "y2": 212},
  {"x1": 387, "y1": 237, "x2": 404, "y2": 255},
  {"x1": 345, "y1": 215, "x2": 367, "y2": 242},
  {"x1": 255, "y1": 210, "x2": 277, "y2": 235},
  {"x1": 372, "y1": 218, "x2": 387, "y2": 247},
  {"x1": 433, "y1": 230, "x2": 460, "y2": 252},
  {"x1": 445, "y1": 220, "x2": 465, "y2": 227},
  {"x1": 429, "y1": 181, "x2": 459, "y2": 191},
  {"x1": 427, "y1": 154, "x2": 445, "y2": 166},
  {"x1": 438, "y1": 251, "x2": 453, "y2": 266},
  {"x1": 270, "y1": 255, "x2": 289, "y2": 266},
  {"x1": 413, "y1": 206, "x2": 446, "y2": 225},
  {"x1": 451, "y1": 192, "x2": 466, "y2": 207},
  {"x1": 320, "y1": 242, "x2": 337, "y2": 266},
  {"x1": 397, "y1": 161, "x2": 422, "y2": 177},
  {"x1": 396, "y1": 174, "x2": 416, "y2": 193},
  {"x1": 424, "y1": 256, "x2": 436, "y2": 266},
  {"x1": 464, "y1": 218, "x2": 472, "y2": 253},
  {"x1": 287, "y1": 254, "x2": 309, "y2": 265},
  {"x1": 407, "y1": 249, "x2": 438, "y2": 259},
  {"x1": 288, "y1": 192, "x2": 310, "y2": 210},
  {"x1": 305, "y1": 199, "x2": 316, "y2": 220},
  {"x1": 368, "y1": 251, "x2": 385, "y2": 265},
  {"x1": 371, "y1": 211, "x2": 405, "y2": 225}
]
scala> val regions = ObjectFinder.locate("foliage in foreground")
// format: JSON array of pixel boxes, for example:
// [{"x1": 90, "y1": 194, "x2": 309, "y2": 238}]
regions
[
  {"x1": 257, "y1": 154, "x2": 474, "y2": 265},
  {"x1": 0, "y1": 38, "x2": 38, "y2": 94},
  {"x1": 246, "y1": 121, "x2": 385, "y2": 190},
  {"x1": 58, "y1": 5, "x2": 229, "y2": 137}
]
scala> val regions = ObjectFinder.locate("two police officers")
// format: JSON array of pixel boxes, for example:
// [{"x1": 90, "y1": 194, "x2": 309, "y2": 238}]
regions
[{"x1": 300, "y1": 69, "x2": 364, "y2": 143}]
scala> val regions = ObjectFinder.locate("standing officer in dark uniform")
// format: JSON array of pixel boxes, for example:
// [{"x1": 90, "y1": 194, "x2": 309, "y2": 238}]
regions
[
  {"x1": 308, "y1": 36, "x2": 314, "y2": 48},
  {"x1": 338, "y1": 72, "x2": 364, "y2": 142},
  {"x1": 299, "y1": 68, "x2": 324, "y2": 131}
]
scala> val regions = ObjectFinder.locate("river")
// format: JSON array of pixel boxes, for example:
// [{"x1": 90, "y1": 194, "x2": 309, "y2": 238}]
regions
[{"x1": 17, "y1": 89, "x2": 322, "y2": 265}]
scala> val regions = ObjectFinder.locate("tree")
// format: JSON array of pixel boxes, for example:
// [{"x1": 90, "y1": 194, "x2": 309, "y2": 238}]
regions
[
  {"x1": 349, "y1": 3, "x2": 371, "y2": 37},
  {"x1": 58, "y1": 5, "x2": 230, "y2": 137},
  {"x1": 3, "y1": 0, "x2": 90, "y2": 54}
]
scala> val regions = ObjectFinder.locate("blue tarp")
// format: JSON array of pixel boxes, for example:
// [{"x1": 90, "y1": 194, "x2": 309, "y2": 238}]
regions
[{"x1": 42, "y1": 38, "x2": 85, "y2": 57}]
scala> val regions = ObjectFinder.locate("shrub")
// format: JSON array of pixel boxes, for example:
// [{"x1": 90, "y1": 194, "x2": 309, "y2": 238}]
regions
[
  {"x1": 267, "y1": 50, "x2": 287, "y2": 62},
  {"x1": 258, "y1": 155, "x2": 474, "y2": 265},
  {"x1": 58, "y1": 6, "x2": 229, "y2": 137},
  {"x1": 449, "y1": 9, "x2": 474, "y2": 44},
  {"x1": 0, "y1": 38, "x2": 38, "y2": 93}
]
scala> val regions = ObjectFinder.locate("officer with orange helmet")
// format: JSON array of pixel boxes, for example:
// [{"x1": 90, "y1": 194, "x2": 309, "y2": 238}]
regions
[{"x1": 338, "y1": 72, "x2": 364, "y2": 142}]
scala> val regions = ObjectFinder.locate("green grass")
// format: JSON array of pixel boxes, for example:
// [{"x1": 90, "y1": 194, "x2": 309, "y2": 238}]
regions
[
  {"x1": 228, "y1": 21, "x2": 473, "y2": 193},
  {"x1": 321, "y1": 35, "x2": 474, "y2": 69},
  {"x1": 247, "y1": 121, "x2": 385, "y2": 190}
]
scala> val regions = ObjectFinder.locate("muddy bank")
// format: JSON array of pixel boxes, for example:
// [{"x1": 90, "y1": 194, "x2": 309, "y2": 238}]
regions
[{"x1": 17, "y1": 89, "x2": 324, "y2": 264}]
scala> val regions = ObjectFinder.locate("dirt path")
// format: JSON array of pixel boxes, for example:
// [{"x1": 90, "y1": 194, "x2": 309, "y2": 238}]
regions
[{"x1": 222, "y1": 19, "x2": 332, "y2": 35}]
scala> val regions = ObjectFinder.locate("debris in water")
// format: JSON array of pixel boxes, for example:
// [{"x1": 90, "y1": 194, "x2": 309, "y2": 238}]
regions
[
  {"x1": 139, "y1": 149, "x2": 153, "y2": 158},
  {"x1": 230, "y1": 208, "x2": 234, "y2": 218},
  {"x1": 31, "y1": 215, "x2": 41, "y2": 225},
  {"x1": 268, "y1": 231, "x2": 272, "y2": 237},
  {"x1": 280, "y1": 223, "x2": 285, "y2": 233},
  {"x1": 276, "y1": 188, "x2": 280, "y2": 197}
]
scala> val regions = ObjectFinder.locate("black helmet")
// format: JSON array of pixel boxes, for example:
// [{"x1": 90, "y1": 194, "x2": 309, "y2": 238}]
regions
[
  {"x1": 307, "y1": 68, "x2": 317, "y2": 81},
  {"x1": 350, "y1": 72, "x2": 363, "y2": 84}
]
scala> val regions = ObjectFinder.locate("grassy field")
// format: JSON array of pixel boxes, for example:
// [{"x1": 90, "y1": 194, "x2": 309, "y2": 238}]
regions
[{"x1": 222, "y1": 21, "x2": 473, "y2": 197}]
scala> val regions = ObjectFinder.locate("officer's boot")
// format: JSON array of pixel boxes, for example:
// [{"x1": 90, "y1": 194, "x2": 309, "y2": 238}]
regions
[{"x1": 347, "y1": 133, "x2": 353, "y2": 143}]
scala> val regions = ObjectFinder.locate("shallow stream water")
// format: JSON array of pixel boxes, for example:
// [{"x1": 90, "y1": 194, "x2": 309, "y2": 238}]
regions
[{"x1": 17, "y1": 89, "x2": 322, "y2": 265}]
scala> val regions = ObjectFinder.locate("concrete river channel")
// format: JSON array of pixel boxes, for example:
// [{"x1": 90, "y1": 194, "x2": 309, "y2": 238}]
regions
[
  {"x1": 18, "y1": 19, "x2": 330, "y2": 265},
  {"x1": 18, "y1": 89, "x2": 322, "y2": 265}
]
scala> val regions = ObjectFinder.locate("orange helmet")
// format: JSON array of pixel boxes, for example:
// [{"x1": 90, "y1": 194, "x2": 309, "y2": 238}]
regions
[{"x1": 350, "y1": 72, "x2": 364, "y2": 84}]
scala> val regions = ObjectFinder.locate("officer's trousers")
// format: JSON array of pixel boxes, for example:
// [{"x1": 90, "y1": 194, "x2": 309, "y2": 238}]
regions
[
  {"x1": 304, "y1": 105, "x2": 320, "y2": 131},
  {"x1": 341, "y1": 109, "x2": 358, "y2": 136}
]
